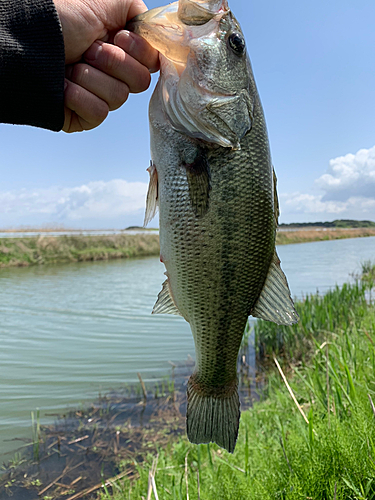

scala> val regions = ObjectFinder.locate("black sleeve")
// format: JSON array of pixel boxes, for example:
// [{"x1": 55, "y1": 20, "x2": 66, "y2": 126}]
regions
[{"x1": 0, "y1": 0, "x2": 65, "y2": 131}]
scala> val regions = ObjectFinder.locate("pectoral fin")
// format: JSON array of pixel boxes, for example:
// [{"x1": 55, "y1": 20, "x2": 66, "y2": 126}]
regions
[
  {"x1": 273, "y1": 168, "x2": 280, "y2": 227},
  {"x1": 152, "y1": 278, "x2": 183, "y2": 317},
  {"x1": 144, "y1": 162, "x2": 159, "y2": 227},
  {"x1": 183, "y1": 148, "x2": 211, "y2": 217},
  {"x1": 251, "y1": 251, "x2": 299, "y2": 325}
]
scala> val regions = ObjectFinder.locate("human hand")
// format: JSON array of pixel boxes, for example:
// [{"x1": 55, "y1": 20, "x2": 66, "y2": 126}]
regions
[{"x1": 53, "y1": 0, "x2": 159, "y2": 133}]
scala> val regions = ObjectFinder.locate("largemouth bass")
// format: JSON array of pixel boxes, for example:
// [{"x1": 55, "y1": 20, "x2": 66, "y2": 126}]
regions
[{"x1": 128, "y1": 0, "x2": 298, "y2": 453}]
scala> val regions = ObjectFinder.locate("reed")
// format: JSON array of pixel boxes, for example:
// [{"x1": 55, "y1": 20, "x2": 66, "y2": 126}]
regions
[
  {"x1": 31, "y1": 409, "x2": 41, "y2": 462},
  {"x1": 0, "y1": 228, "x2": 374, "y2": 269},
  {"x1": 0, "y1": 233, "x2": 160, "y2": 268},
  {"x1": 99, "y1": 263, "x2": 375, "y2": 500},
  {"x1": 254, "y1": 261, "x2": 374, "y2": 361},
  {"x1": 276, "y1": 227, "x2": 375, "y2": 245}
]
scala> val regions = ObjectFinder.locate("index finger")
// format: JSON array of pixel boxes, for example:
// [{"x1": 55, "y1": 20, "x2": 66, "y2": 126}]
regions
[
  {"x1": 126, "y1": 0, "x2": 150, "y2": 21},
  {"x1": 114, "y1": 30, "x2": 159, "y2": 73}
]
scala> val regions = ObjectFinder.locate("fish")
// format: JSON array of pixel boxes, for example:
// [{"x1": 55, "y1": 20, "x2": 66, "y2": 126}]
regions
[{"x1": 128, "y1": 0, "x2": 298, "y2": 453}]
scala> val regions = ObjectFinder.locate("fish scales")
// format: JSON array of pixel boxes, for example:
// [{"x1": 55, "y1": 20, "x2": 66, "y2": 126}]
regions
[
  {"x1": 153, "y1": 95, "x2": 274, "y2": 384},
  {"x1": 129, "y1": 0, "x2": 298, "y2": 453}
]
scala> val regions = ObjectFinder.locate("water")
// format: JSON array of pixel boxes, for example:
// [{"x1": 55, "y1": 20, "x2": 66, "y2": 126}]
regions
[{"x1": 0, "y1": 236, "x2": 374, "y2": 463}]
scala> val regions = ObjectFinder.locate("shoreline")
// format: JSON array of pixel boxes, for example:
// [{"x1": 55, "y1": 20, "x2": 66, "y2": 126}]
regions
[
  {"x1": 276, "y1": 226, "x2": 375, "y2": 245},
  {"x1": 0, "y1": 228, "x2": 374, "y2": 269},
  {"x1": 0, "y1": 343, "x2": 258, "y2": 499},
  {"x1": 1, "y1": 271, "x2": 374, "y2": 499},
  {"x1": 0, "y1": 233, "x2": 160, "y2": 268}
]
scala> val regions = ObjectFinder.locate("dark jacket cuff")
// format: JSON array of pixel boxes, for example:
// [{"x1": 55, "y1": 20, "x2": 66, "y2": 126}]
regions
[{"x1": 0, "y1": 0, "x2": 65, "y2": 131}]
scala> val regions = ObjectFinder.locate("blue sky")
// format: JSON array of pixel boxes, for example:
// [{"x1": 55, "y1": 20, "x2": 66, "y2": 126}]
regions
[{"x1": 1, "y1": 0, "x2": 375, "y2": 229}]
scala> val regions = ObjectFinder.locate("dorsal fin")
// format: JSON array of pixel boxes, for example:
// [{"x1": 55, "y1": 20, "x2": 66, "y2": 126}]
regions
[
  {"x1": 251, "y1": 251, "x2": 299, "y2": 325},
  {"x1": 152, "y1": 279, "x2": 183, "y2": 317},
  {"x1": 144, "y1": 162, "x2": 159, "y2": 227}
]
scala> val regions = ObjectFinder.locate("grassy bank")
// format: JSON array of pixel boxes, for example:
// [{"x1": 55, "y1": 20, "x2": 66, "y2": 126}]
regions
[
  {"x1": 0, "y1": 228, "x2": 374, "y2": 268},
  {"x1": 96, "y1": 265, "x2": 375, "y2": 500},
  {"x1": 0, "y1": 233, "x2": 160, "y2": 267},
  {"x1": 1, "y1": 265, "x2": 374, "y2": 499},
  {"x1": 276, "y1": 227, "x2": 375, "y2": 245}
]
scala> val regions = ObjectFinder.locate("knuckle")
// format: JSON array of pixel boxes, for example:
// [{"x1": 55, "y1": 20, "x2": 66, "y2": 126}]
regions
[
  {"x1": 64, "y1": 80, "x2": 109, "y2": 129},
  {"x1": 109, "y1": 82, "x2": 129, "y2": 111},
  {"x1": 140, "y1": 71, "x2": 152, "y2": 92},
  {"x1": 64, "y1": 81, "x2": 80, "y2": 108},
  {"x1": 71, "y1": 63, "x2": 90, "y2": 86},
  {"x1": 104, "y1": 45, "x2": 123, "y2": 73},
  {"x1": 130, "y1": 69, "x2": 151, "y2": 94},
  {"x1": 91, "y1": 101, "x2": 109, "y2": 127}
]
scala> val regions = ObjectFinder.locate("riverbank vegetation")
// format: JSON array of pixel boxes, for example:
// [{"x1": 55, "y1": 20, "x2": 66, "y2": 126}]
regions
[
  {"x1": 0, "y1": 233, "x2": 160, "y2": 268},
  {"x1": 95, "y1": 263, "x2": 375, "y2": 500},
  {"x1": 2, "y1": 264, "x2": 374, "y2": 499},
  {"x1": 276, "y1": 226, "x2": 375, "y2": 245},
  {"x1": 0, "y1": 227, "x2": 374, "y2": 268},
  {"x1": 279, "y1": 218, "x2": 375, "y2": 229}
]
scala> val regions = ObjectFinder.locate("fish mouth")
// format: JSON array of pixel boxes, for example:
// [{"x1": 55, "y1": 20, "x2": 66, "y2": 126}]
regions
[
  {"x1": 178, "y1": 0, "x2": 229, "y2": 25},
  {"x1": 127, "y1": 3, "x2": 188, "y2": 64},
  {"x1": 127, "y1": 1, "x2": 229, "y2": 64}
]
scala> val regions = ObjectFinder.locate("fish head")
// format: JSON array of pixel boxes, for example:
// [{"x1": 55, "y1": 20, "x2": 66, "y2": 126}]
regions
[{"x1": 128, "y1": 0, "x2": 254, "y2": 149}]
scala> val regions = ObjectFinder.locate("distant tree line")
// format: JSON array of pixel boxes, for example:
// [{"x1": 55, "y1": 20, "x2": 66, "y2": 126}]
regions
[{"x1": 279, "y1": 219, "x2": 375, "y2": 229}]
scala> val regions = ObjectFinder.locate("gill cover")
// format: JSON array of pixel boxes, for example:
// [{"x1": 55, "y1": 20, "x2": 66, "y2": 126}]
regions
[{"x1": 128, "y1": 0, "x2": 253, "y2": 149}]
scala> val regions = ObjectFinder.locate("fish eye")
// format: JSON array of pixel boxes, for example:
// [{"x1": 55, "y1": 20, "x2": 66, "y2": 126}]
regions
[{"x1": 228, "y1": 32, "x2": 246, "y2": 56}]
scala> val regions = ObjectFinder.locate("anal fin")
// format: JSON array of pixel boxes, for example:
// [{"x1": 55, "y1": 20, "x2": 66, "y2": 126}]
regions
[
  {"x1": 152, "y1": 278, "x2": 183, "y2": 317},
  {"x1": 251, "y1": 251, "x2": 299, "y2": 325},
  {"x1": 144, "y1": 161, "x2": 158, "y2": 227}
]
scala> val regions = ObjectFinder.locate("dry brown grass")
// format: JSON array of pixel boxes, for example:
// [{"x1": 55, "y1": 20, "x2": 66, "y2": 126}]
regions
[
  {"x1": 276, "y1": 227, "x2": 375, "y2": 245},
  {"x1": 1, "y1": 227, "x2": 374, "y2": 269},
  {"x1": 0, "y1": 233, "x2": 160, "y2": 268}
]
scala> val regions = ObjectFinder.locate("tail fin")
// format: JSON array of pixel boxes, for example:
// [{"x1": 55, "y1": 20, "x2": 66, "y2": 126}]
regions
[{"x1": 186, "y1": 376, "x2": 240, "y2": 453}]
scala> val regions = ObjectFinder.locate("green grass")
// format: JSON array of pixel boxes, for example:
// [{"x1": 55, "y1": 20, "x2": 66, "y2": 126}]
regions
[
  {"x1": 1, "y1": 230, "x2": 374, "y2": 268},
  {"x1": 0, "y1": 233, "x2": 160, "y2": 267},
  {"x1": 254, "y1": 280, "x2": 369, "y2": 361},
  {"x1": 98, "y1": 264, "x2": 375, "y2": 500}
]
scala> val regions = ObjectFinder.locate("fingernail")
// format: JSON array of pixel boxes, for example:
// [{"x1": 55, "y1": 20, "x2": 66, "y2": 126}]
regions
[
  {"x1": 85, "y1": 41, "x2": 103, "y2": 62},
  {"x1": 115, "y1": 30, "x2": 136, "y2": 52}
]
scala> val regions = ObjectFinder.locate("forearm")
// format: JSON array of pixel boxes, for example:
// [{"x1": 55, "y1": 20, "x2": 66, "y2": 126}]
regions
[{"x1": 0, "y1": 0, "x2": 65, "y2": 131}]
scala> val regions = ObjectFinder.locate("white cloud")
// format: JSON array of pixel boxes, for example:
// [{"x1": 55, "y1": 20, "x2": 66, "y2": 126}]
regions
[
  {"x1": 2, "y1": 145, "x2": 375, "y2": 227},
  {"x1": 280, "y1": 145, "x2": 375, "y2": 222},
  {"x1": 280, "y1": 193, "x2": 375, "y2": 215},
  {"x1": 0, "y1": 180, "x2": 149, "y2": 228},
  {"x1": 315, "y1": 145, "x2": 375, "y2": 200}
]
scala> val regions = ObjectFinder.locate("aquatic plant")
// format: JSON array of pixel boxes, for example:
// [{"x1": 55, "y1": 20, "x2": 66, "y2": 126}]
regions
[
  {"x1": 361, "y1": 260, "x2": 375, "y2": 304},
  {"x1": 98, "y1": 286, "x2": 375, "y2": 500},
  {"x1": 254, "y1": 276, "x2": 370, "y2": 361}
]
